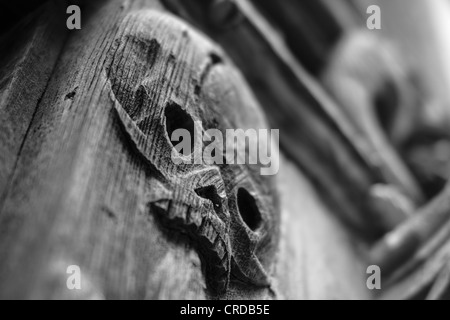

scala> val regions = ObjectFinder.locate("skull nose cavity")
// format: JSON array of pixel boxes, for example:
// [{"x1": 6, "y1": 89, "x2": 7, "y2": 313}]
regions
[
  {"x1": 237, "y1": 188, "x2": 263, "y2": 232},
  {"x1": 195, "y1": 185, "x2": 227, "y2": 221},
  {"x1": 165, "y1": 102, "x2": 195, "y2": 156}
]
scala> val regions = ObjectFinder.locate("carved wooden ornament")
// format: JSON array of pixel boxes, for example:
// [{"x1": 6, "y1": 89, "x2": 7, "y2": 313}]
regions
[{"x1": 105, "y1": 10, "x2": 280, "y2": 295}]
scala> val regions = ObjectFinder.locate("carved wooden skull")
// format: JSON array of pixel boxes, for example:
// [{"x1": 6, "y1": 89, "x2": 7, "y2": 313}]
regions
[{"x1": 105, "y1": 10, "x2": 280, "y2": 295}]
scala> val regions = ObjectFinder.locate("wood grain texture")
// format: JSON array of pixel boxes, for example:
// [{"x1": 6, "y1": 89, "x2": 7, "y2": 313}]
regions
[
  {"x1": 0, "y1": 1, "x2": 67, "y2": 205},
  {"x1": 105, "y1": 9, "x2": 280, "y2": 295},
  {"x1": 0, "y1": 0, "x2": 281, "y2": 300},
  {"x1": 0, "y1": 0, "x2": 374, "y2": 300},
  {"x1": 0, "y1": 0, "x2": 210, "y2": 300}
]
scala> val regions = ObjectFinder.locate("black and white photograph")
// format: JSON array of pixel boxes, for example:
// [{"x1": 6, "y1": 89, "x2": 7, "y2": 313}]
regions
[{"x1": 0, "y1": 0, "x2": 450, "y2": 303}]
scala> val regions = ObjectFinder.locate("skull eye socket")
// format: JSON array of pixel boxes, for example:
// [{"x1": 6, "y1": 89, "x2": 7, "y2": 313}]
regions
[
  {"x1": 165, "y1": 102, "x2": 195, "y2": 156},
  {"x1": 237, "y1": 188, "x2": 262, "y2": 231}
]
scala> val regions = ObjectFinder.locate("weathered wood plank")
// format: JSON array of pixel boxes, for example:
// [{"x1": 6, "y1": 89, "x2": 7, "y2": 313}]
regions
[
  {"x1": 0, "y1": 1, "x2": 67, "y2": 205},
  {"x1": 0, "y1": 0, "x2": 283, "y2": 300},
  {"x1": 0, "y1": 0, "x2": 208, "y2": 300}
]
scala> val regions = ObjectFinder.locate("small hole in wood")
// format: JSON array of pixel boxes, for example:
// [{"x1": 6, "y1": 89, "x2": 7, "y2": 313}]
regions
[
  {"x1": 237, "y1": 188, "x2": 262, "y2": 231},
  {"x1": 165, "y1": 102, "x2": 195, "y2": 156},
  {"x1": 64, "y1": 86, "x2": 78, "y2": 101}
]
